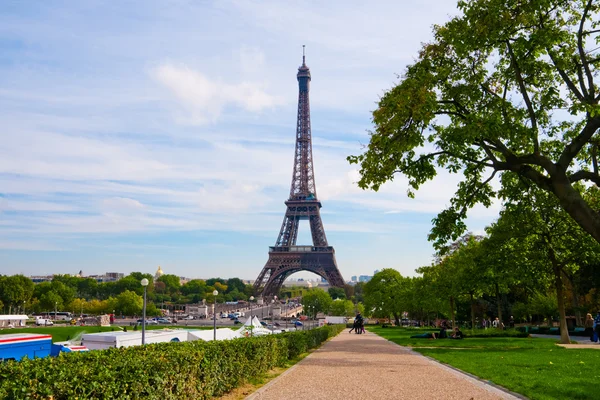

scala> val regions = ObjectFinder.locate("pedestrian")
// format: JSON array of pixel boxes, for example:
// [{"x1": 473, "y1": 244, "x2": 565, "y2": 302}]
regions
[
  {"x1": 584, "y1": 313, "x2": 594, "y2": 341},
  {"x1": 594, "y1": 312, "x2": 600, "y2": 343},
  {"x1": 509, "y1": 316, "x2": 515, "y2": 328}
]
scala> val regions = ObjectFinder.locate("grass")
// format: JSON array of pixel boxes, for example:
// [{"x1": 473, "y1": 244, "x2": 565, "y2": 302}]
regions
[
  {"x1": 370, "y1": 326, "x2": 600, "y2": 400},
  {"x1": 0, "y1": 325, "x2": 213, "y2": 342}
]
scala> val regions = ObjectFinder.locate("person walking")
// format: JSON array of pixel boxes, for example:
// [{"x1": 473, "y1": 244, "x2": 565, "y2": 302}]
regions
[
  {"x1": 355, "y1": 312, "x2": 364, "y2": 334},
  {"x1": 584, "y1": 313, "x2": 594, "y2": 341}
]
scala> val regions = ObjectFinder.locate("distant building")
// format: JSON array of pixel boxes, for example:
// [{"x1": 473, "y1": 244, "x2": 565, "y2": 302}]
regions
[
  {"x1": 358, "y1": 275, "x2": 372, "y2": 283},
  {"x1": 30, "y1": 272, "x2": 124, "y2": 284},
  {"x1": 374, "y1": 269, "x2": 380, "y2": 275},
  {"x1": 87, "y1": 272, "x2": 124, "y2": 283},
  {"x1": 155, "y1": 266, "x2": 164, "y2": 280},
  {"x1": 30, "y1": 275, "x2": 53, "y2": 283},
  {"x1": 351, "y1": 276, "x2": 357, "y2": 282}
]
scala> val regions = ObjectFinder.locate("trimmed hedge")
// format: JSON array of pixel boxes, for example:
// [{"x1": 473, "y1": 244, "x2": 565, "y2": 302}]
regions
[{"x1": 0, "y1": 325, "x2": 344, "y2": 399}]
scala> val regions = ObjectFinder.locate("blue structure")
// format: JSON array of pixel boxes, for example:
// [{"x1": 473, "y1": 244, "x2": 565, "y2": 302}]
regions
[
  {"x1": 0, "y1": 333, "x2": 52, "y2": 361},
  {"x1": 50, "y1": 343, "x2": 89, "y2": 357}
]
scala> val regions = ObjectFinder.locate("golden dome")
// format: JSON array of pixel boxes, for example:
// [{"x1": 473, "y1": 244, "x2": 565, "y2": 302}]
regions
[{"x1": 155, "y1": 266, "x2": 164, "y2": 279}]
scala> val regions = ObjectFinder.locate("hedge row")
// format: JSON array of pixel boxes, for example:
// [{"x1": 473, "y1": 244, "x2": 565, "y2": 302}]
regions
[{"x1": 0, "y1": 325, "x2": 345, "y2": 399}]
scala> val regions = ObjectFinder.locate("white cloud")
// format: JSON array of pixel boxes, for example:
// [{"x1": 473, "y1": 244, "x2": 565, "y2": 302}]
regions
[{"x1": 151, "y1": 63, "x2": 283, "y2": 124}]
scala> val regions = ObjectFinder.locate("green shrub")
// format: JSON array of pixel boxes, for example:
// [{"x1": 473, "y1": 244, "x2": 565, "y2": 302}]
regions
[{"x1": 0, "y1": 325, "x2": 344, "y2": 400}]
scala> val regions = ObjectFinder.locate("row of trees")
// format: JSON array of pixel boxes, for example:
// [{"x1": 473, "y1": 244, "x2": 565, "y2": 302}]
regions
[
  {"x1": 0, "y1": 274, "x2": 262, "y2": 317},
  {"x1": 360, "y1": 181, "x2": 600, "y2": 344}
]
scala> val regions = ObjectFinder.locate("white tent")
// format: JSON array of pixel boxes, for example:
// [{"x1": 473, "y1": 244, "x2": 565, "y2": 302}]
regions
[
  {"x1": 236, "y1": 316, "x2": 282, "y2": 337},
  {"x1": 187, "y1": 328, "x2": 238, "y2": 342},
  {"x1": 0, "y1": 315, "x2": 28, "y2": 328}
]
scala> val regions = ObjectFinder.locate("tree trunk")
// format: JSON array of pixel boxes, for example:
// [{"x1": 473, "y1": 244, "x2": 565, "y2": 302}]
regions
[
  {"x1": 547, "y1": 244, "x2": 571, "y2": 344},
  {"x1": 449, "y1": 296, "x2": 455, "y2": 329},
  {"x1": 495, "y1": 283, "x2": 503, "y2": 328},
  {"x1": 393, "y1": 313, "x2": 400, "y2": 326},
  {"x1": 551, "y1": 172, "x2": 600, "y2": 245},
  {"x1": 469, "y1": 292, "x2": 476, "y2": 330},
  {"x1": 566, "y1": 274, "x2": 582, "y2": 326}
]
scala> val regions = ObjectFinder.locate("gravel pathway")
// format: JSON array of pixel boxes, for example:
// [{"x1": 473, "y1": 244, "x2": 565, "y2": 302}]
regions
[{"x1": 247, "y1": 330, "x2": 520, "y2": 400}]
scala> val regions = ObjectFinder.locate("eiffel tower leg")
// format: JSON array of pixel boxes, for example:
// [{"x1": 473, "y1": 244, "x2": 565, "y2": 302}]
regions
[{"x1": 309, "y1": 213, "x2": 328, "y2": 247}]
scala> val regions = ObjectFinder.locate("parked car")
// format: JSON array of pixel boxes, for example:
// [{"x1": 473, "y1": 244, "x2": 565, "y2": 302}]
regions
[
  {"x1": 156, "y1": 318, "x2": 171, "y2": 324},
  {"x1": 136, "y1": 319, "x2": 158, "y2": 325},
  {"x1": 183, "y1": 315, "x2": 194, "y2": 320},
  {"x1": 260, "y1": 321, "x2": 267, "y2": 327},
  {"x1": 294, "y1": 321, "x2": 303, "y2": 327}
]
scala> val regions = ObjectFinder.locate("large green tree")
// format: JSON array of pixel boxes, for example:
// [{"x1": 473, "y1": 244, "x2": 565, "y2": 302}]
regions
[
  {"x1": 363, "y1": 269, "x2": 410, "y2": 324},
  {"x1": 349, "y1": 0, "x2": 600, "y2": 247},
  {"x1": 301, "y1": 289, "x2": 332, "y2": 317},
  {"x1": 0, "y1": 275, "x2": 34, "y2": 313}
]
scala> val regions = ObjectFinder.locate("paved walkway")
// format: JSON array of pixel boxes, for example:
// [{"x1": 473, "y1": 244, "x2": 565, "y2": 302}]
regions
[{"x1": 247, "y1": 331, "x2": 520, "y2": 400}]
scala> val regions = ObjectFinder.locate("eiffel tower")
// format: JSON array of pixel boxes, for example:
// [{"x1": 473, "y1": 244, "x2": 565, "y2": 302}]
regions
[{"x1": 253, "y1": 48, "x2": 345, "y2": 296}]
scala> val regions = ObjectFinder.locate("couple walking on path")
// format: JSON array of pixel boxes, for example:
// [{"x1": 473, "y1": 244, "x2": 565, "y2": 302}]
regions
[{"x1": 349, "y1": 312, "x2": 365, "y2": 334}]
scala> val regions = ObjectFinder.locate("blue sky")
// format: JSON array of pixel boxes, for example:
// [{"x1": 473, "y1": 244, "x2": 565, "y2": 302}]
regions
[{"x1": 0, "y1": 0, "x2": 501, "y2": 280}]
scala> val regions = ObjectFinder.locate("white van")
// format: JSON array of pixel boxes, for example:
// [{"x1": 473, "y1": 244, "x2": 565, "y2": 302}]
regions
[{"x1": 35, "y1": 317, "x2": 53, "y2": 326}]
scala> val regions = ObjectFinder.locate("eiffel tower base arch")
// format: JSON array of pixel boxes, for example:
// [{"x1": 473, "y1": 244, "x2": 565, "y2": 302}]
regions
[{"x1": 254, "y1": 248, "x2": 344, "y2": 297}]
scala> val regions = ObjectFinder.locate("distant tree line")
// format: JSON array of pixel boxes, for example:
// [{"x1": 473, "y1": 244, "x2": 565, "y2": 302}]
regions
[{"x1": 0, "y1": 274, "x2": 261, "y2": 317}]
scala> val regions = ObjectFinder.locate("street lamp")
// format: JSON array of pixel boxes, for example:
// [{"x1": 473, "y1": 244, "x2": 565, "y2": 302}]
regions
[
  {"x1": 249, "y1": 296, "x2": 254, "y2": 318},
  {"x1": 270, "y1": 299, "x2": 275, "y2": 334},
  {"x1": 213, "y1": 290, "x2": 218, "y2": 341},
  {"x1": 141, "y1": 278, "x2": 149, "y2": 345},
  {"x1": 54, "y1": 301, "x2": 57, "y2": 320}
]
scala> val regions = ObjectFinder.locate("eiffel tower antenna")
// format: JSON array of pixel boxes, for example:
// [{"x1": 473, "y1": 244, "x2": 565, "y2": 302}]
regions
[{"x1": 253, "y1": 54, "x2": 345, "y2": 297}]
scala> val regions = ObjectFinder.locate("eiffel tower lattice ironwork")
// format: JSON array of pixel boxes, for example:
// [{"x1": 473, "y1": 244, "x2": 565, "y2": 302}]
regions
[{"x1": 253, "y1": 49, "x2": 345, "y2": 296}]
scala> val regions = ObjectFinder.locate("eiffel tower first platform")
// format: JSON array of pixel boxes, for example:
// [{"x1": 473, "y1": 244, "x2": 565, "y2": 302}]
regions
[{"x1": 253, "y1": 49, "x2": 345, "y2": 297}]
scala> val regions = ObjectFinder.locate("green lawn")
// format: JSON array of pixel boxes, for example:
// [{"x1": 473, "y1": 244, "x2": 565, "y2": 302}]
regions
[
  {"x1": 370, "y1": 326, "x2": 600, "y2": 400},
  {"x1": 0, "y1": 325, "x2": 212, "y2": 342}
]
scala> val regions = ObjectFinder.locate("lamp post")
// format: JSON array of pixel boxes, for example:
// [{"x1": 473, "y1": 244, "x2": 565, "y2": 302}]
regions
[
  {"x1": 141, "y1": 278, "x2": 149, "y2": 345},
  {"x1": 213, "y1": 290, "x2": 218, "y2": 341},
  {"x1": 23, "y1": 300, "x2": 26, "y2": 316},
  {"x1": 54, "y1": 301, "x2": 57, "y2": 320},
  {"x1": 261, "y1": 297, "x2": 264, "y2": 320},
  {"x1": 270, "y1": 299, "x2": 275, "y2": 334},
  {"x1": 273, "y1": 295, "x2": 278, "y2": 327},
  {"x1": 249, "y1": 296, "x2": 255, "y2": 337}
]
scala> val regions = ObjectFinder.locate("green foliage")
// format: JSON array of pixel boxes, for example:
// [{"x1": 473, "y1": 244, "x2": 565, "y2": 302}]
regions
[
  {"x1": 363, "y1": 269, "x2": 411, "y2": 322},
  {"x1": 0, "y1": 275, "x2": 34, "y2": 311},
  {"x1": 0, "y1": 325, "x2": 344, "y2": 399},
  {"x1": 329, "y1": 299, "x2": 355, "y2": 317},
  {"x1": 327, "y1": 287, "x2": 346, "y2": 300},
  {"x1": 302, "y1": 289, "x2": 333, "y2": 316},
  {"x1": 157, "y1": 274, "x2": 181, "y2": 294},
  {"x1": 114, "y1": 290, "x2": 144, "y2": 316},
  {"x1": 349, "y1": 0, "x2": 600, "y2": 247}
]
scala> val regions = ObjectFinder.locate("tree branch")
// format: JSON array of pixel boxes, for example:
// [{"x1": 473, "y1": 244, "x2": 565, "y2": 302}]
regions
[
  {"x1": 457, "y1": 170, "x2": 497, "y2": 216},
  {"x1": 578, "y1": 0, "x2": 595, "y2": 99},
  {"x1": 558, "y1": 116, "x2": 600, "y2": 170},
  {"x1": 568, "y1": 170, "x2": 600, "y2": 186},
  {"x1": 547, "y1": 50, "x2": 585, "y2": 102},
  {"x1": 506, "y1": 40, "x2": 539, "y2": 153},
  {"x1": 593, "y1": 143, "x2": 598, "y2": 175}
]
